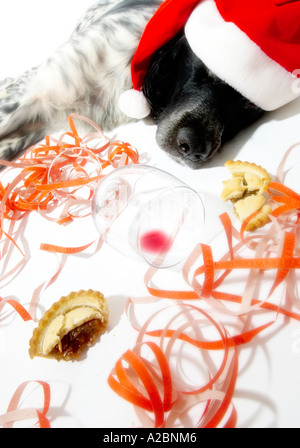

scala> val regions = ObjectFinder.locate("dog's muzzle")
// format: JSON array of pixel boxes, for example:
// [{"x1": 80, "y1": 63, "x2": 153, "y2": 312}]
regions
[{"x1": 176, "y1": 126, "x2": 215, "y2": 163}]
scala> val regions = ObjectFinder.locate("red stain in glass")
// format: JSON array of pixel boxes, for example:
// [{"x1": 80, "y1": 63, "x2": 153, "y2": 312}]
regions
[{"x1": 140, "y1": 230, "x2": 171, "y2": 254}]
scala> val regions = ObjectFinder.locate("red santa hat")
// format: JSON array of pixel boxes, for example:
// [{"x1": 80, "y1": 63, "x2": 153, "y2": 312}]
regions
[{"x1": 119, "y1": 0, "x2": 300, "y2": 119}]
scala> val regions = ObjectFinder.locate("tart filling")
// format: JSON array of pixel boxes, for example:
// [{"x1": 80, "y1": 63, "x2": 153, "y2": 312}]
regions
[
  {"x1": 29, "y1": 290, "x2": 109, "y2": 361},
  {"x1": 221, "y1": 160, "x2": 272, "y2": 231}
]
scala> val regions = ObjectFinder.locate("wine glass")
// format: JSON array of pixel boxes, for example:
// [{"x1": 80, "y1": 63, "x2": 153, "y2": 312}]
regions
[{"x1": 92, "y1": 164, "x2": 205, "y2": 268}]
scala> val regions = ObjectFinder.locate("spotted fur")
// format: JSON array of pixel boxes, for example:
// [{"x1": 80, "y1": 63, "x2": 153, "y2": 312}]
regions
[{"x1": 0, "y1": 0, "x2": 160, "y2": 161}]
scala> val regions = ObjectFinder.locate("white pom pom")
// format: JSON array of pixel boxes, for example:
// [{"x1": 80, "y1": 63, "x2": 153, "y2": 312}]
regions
[{"x1": 118, "y1": 89, "x2": 151, "y2": 119}]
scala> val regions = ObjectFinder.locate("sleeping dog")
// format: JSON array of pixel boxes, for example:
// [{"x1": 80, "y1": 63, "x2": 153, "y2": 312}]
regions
[{"x1": 0, "y1": 0, "x2": 275, "y2": 169}]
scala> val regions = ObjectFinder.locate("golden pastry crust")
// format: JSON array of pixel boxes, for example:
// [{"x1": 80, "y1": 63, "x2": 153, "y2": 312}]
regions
[
  {"x1": 244, "y1": 205, "x2": 272, "y2": 232},
  {"x1": 224, "y1": 160, "x2": 271, "y2": 195},
  {"x1": 221, "y1": 160, "x2": 272, "y2": 231},
  {"x1": 29, "y1": 290, "x2": 109, "y2": 361},
  {"x1": 221, "y1": 176, "x2": 247, "y2": 201},
  {"x1": 234, "y1": 194, "x2": 266, "y2": 222}
]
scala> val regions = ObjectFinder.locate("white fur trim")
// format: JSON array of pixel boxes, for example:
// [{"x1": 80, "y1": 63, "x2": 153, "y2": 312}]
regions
[
  {"x1": 185, "y1": 0, "x2": 300, "y2": 111},
  {"x1": 119, "y1": 89, "x2": 151, "y2": 119}
]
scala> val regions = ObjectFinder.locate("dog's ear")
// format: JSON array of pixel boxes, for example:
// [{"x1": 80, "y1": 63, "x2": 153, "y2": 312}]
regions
[{"x1": 142, "y1": 33, "x2": 187, "y2": 117}]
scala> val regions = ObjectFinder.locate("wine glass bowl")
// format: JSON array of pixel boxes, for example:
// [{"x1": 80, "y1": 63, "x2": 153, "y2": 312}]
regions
[{"x1": 92, "y1": 164, "x2": 205, "y2": 268}]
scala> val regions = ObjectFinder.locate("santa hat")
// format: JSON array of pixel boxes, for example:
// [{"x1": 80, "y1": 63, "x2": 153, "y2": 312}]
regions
[{"x1": 119, "y1": 0, "x2": 300, "y2": 119}]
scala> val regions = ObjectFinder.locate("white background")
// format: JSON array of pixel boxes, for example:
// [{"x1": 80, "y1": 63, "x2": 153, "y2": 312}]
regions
[{"x1": 0, "y1": 0, "x2": 300, "y2": 428}]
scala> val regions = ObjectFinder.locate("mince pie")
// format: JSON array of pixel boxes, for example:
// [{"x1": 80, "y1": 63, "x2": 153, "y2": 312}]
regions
[
  {"x1": 29, "y1": 290, "x2": 109, "y2": 361},
  {"x1": 221, "y1": 160, "x2": 272, "y2": 231}
]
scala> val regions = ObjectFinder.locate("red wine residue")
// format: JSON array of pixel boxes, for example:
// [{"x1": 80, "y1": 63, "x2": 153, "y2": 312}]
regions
[{"x1": 139, "y1": 230, "x2": 171, "y2": 254}]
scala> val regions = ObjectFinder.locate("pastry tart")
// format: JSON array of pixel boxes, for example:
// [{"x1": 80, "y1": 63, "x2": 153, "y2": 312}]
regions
[
  {"x1": 221, "y1": 160, "x2": 271, "y2": 201},
  {"x1": 221, "y1": 160, "x2": 272, "y2": 231},
  {"x1": 29, "y1": 290, "x2": 109, "y2": 361}
]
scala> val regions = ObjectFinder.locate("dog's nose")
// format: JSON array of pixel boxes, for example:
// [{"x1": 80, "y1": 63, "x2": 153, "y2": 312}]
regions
[{"x1": 176, "y1": 127, "x2": 211, "y2": 162}]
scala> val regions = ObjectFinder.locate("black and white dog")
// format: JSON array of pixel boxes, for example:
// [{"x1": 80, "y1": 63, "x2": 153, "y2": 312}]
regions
[{"x1": 0, "y1": 0, "x2": 264, "y2": 169}]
